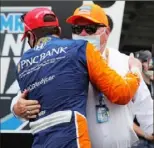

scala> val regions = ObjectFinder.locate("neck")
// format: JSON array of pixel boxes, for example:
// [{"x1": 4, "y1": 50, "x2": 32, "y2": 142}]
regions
[
  {"x1": 100, "y1": 43, "x2": 107, "y2": 54},
  {"x1": 35, "y1": 35, "x2": 59, "y2": 46},
  {"x1": 52, "y1": 34, "x2": 59, "y2": 38}
]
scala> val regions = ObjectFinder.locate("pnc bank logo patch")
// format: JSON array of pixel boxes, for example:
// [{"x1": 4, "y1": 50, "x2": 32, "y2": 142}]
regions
[{"x1": 20, "y1": 47, "x2": 67, "y2": 70}]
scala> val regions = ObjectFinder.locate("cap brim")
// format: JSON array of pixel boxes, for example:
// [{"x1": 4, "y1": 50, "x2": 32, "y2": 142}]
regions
[{"x1": 66, "y1": 15, "x2": 100, "y2": 24}]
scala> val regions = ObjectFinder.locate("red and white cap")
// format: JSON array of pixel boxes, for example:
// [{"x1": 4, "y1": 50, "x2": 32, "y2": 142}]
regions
[{"x1": 21, "y1": 7, "x2": 59, "y2": 41}]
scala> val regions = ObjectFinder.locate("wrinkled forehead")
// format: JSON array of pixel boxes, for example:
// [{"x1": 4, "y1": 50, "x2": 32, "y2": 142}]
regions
[{"x1": 73, "y1": 17, "x2": 97, "y2": 25}]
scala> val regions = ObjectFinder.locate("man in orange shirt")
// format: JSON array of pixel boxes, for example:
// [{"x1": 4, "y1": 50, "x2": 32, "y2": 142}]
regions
[{"x1": 66, "y1": 3, "x2": 154, "y2": 148}]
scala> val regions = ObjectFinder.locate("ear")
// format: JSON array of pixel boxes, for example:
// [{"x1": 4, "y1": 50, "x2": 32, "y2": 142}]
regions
[
  {"x1": 58, "y1": 27, "x2": 62, "y2": 36},
  {"x1": 105, "y1": 27, "x2": 111, "y2": 35},
  {"x1": 27, "y1": 31, "x2": 35, "y2": 41}
]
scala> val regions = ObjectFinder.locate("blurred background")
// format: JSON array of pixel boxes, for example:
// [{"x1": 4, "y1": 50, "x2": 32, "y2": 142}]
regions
[{"x1": 0, "y1": 1, "x2": 154, "y2": 148}]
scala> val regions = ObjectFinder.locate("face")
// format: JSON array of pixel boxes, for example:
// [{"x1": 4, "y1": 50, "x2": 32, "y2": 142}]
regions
[
  {"x1": 142, "y1": 58, "x2": 151, "y2": 71},
  {"x1": 72, "y1": 17, "x2": 110, "y2": 53}
]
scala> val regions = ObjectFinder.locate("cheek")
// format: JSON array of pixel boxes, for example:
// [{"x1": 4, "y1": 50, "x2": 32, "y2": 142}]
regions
[
  {"x1": 100, "y1": 35, "x2": 104, "y2": 45},
  {"x1": 95, "y1": 28, "x2": 109, "y2": 44},
  {"x1": 143, "y1": 63, "x2": 149, "y2": 70}
]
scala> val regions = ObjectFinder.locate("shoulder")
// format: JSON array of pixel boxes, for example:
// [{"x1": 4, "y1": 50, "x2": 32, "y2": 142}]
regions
[
  {"x1": 108, "y1": 47, "x2": 129, "y2": 62},
  {"x1": 107, "y1": 47, "x2": 130, "y2": 74},
  {"x1": 64, "y1": 38, "x2": 88, "y2": 46},
  {"x1": 20, "y1": 48, "x2": 34, "y2": 60},
  {"x1": 50, "y1": 38, "x2": 88, "y2": 48}
]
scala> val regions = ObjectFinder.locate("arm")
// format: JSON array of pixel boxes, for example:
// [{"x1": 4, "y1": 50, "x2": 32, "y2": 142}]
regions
[
  {"x1": 10, "y1": 91, "x2": 21, "y2": 114},
  {"x1": 10, "y1": 90, "x2": 40, "y2": 119},
  {"x1": 133, "y1": 122, "x2": 154, "y2": 141},
  {"x1": 133, "y1": 78, "x2": 154, "y2": 136},
  {"x1": 133, "y1": 122, "x2": 145, "y2": 137},
  {"x1": 86, "y1": 42, "x2": 140, "y2": 105}
]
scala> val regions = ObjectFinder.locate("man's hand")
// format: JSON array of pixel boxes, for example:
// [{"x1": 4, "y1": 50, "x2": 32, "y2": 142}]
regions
[
  {"x1": 133, "y1": 123, "x2": 154, "y2": 142},
  {"x1": 13, "y1": 90, "x2": 41, "y2": 120},
  {"x1": 128, "y1": 53, "x2": 142, "y2": 73},
  {"x1": 144, "y1": 134, "x2": 154, "y2": 142}
]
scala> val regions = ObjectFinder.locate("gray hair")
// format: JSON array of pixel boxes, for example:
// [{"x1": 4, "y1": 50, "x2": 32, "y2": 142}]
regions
[{"x1": 136, "y1": 50, "x2": 152, "y2": 62}]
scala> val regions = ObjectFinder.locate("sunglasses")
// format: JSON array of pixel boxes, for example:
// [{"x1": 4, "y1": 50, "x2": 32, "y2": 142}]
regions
[{"x1": 72, "y1": 24, "x2": 106, "y2": 35}]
